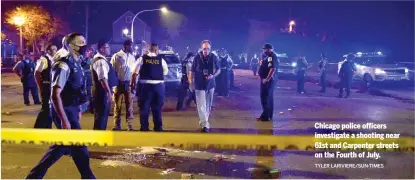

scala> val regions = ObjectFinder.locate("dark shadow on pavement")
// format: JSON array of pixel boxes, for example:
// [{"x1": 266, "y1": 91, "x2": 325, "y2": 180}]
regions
[{"x1": 90, "y1": 151, "x2": 273, "y2": 179}]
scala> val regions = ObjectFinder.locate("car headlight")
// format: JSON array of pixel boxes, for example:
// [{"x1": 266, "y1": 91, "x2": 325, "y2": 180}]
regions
[
  {"x1": 291, "y1": 62, "x2": 297, "y2": 67},
  {"x1": 375, "y1": 68, "x2": 386, "y2": 74},
  {"x1": 405, "y1": 68, "x2": 409, "y2": 73}
]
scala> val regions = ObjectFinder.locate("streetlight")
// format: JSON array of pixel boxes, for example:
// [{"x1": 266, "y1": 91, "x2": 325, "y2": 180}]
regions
[
  {"x1": 13, "y1": 16, "x2": 25, "y2": 53},
  {"x1": 122, "y1": 28, "x2": 129, "y2": 36},
  {"x1": 289, "y1": 20, "x2": 295, "y2": 33},
  {"x1": 130, "y1": 6, "x2": 169, "y2": 43}
]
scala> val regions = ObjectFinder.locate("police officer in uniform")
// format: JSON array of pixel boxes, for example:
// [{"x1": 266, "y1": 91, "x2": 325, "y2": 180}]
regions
[
  {"x1": 338, "y1": 53, "x2": 356, "y2": 98},
  {"x1": 216, "y1": 49, "x2": 233, "y2": 97},
  {"x1": 318, "y1": 52, "x2": 328, "y2": 93},
  {"x1": 26, "y1": 32, "x2": 95, "y2": 179},
  {"x1": 91, "y1": 40, "x2": 118, "y2": 130},
  {"x1": 13, "y1": 52, "x2": 41, "y2": 106},
  {"x1": 296, "y1": 56, "x2": 308, "y2": 94},
  {"x1": 33, "y1": 44, "x2": 57, "y2": 128},
  {"x1": 81, "y1": 46, "x2": 94, "y2": 113},
  {"x1": 131, "y1": 43, "x2": 168, "y2": 131},
  {"x1": 250, "y1": 54, "x2": 259, "y2": 76},
  {"x1": 176, "y1": 52, "x2": 196, "y2": 110},
  {"x1": 257, "y1": 43, "x2": 278, "y2": 122}
]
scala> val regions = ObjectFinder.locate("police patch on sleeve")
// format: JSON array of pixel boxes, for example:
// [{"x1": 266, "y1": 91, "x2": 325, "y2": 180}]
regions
[{"x1": 58, "y1": 62, "x2": 69, "y2": 71}]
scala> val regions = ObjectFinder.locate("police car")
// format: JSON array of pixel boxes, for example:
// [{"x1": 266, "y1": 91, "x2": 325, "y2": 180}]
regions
[
  {"x1": 338, "y1": 52, "x2": 410, "y2": 85},
  {"x1": 159, "y1": 50, "x2": 182, "y2": 89},
  {"x1": 276, "y1": 53, "x2": 296, "y2": 76}
]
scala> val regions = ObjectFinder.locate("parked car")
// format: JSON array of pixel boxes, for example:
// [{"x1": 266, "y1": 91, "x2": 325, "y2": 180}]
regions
[
  {"x1": 159, "y1": 50, "x2": 182, "y2": 90},
  {"x1": 338, "y1": 52, "x2": 410, "y2": 87}
]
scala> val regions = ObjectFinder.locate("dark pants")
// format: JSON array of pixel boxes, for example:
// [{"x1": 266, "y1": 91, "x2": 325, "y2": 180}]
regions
[
  {"x1": 34, "y1": 84, "x2": 52, "y2": 128},
  {"x1": 176, "y1": 82, "x2": 196, "y2": 110},
  {"x1": 93, "y1": 93, "x2": 111, "y2": 130},
  {"x1": 139, "y1": 83, "x2": 165, "y2": 131},
  {"x1": 296, "y1": 70, "x2": 306, "y2": 93},
  {"x1": 339, "y1": 77, "x2": 352, "y2": 97},
  {"x1": 230, "y1": 69, "x2": 235, "y2": 87},
  {"x1": 86, "y1": 85, "x2": 92, "y2": 110},
  {"x1": 26, "y1": 106, "x2": 95, "y2": 179},
  {"x1": 217, "y1": 69, "x2": 230, "y2": 96},
  {"x1": 320, "y1": 71, "x2": 327, "y2": 92},
  {"x1": 251, "y1": 65, "x2": 258, "y2": 76},
  {"x1": 260, "y1": 79, "x2": 275, "y2": 120},
  {"x1": 23, "y1": 83, "x2": 40, "y2": 105}
]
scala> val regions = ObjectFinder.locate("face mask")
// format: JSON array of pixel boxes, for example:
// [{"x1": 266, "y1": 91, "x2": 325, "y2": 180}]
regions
[{"x1": 73, "y1": 44, "x2": 88, "y2": 55}]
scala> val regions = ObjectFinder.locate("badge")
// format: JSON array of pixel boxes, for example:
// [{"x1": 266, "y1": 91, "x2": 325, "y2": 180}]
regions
[
  {"x1": 203, "y1": 69, "x2": 209, "y2": 76},
  {"x1": 267, "y1": 57, "x2": 272, "y2": 62}
]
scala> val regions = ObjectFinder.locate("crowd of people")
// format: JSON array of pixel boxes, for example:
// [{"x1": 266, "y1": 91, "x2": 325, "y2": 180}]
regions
[{"x1": 11, "y1": 31, "x2": 357, "y2": 178}]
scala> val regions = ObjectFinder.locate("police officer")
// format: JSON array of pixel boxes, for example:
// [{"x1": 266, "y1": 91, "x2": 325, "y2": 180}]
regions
[
  {"x1": 176, "y1": 52, "x2": 196, "y2": 110},
  {"x1": 296, "y1": 56, "x2": 308, "y2": 94},
  {"x1": 250, "y1": 54, "x2": 259, "y2": 76},
  {"x1": 216, "y1": 49, "x2": 233, "y2": 97},
  {"x1": 33, "y1": 44, "x2": 57, "y2": 128},
  {"x1": 257, "y1": 43, "x2": 278, "y2": 122},
  {"x1": 13, "y1": 52, "x2": 41, "y2": 106},
  {"x1": 338, "y1": 53, "x2": 356, "y2": 98},
  {"x1": 81, "y1": 46, "x2": 94, "y2": 113},
  {"x1": 131, "y1": 43, "x2": 168, "y2": 131},
  {"x1": 91, "y1": 39, "x2": 118, "y2": 130},
  {"x1": 318, "y1": 52, "x2": 328, "y2": 93},
  {"x1": 26, "y1": 32, "x2": 95, "y2": 179}
]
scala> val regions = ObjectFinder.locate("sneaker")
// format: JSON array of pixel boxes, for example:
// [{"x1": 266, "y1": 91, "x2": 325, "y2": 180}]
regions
[
  {"x1": 154, "y1": 128, "x2": 163, "y2": 132},
  {"x1": 201, "y1": 127, "x2": 209, "y2": 133}
]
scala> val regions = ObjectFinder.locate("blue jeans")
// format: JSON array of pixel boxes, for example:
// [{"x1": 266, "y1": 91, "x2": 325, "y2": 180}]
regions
[{"x1": 195, "y1": 88, "x2": 215, "y2": 128}]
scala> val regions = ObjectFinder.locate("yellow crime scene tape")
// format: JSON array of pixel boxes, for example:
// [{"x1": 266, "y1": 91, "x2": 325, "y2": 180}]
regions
[{"x1": 1, "y1": 128, "x2": 414, "y2": 152}]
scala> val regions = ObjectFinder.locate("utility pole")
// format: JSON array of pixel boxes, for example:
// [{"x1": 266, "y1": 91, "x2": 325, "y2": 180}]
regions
[{"x1": 85, "y1": 3, "x2": 89, "y2": 42}]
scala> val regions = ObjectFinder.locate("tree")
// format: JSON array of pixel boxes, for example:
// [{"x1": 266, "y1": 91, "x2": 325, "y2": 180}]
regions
[
  {"x1": 5, "y1": 5, "x2": 65, "y2": 54},
  {"x1": 1, "y1": 32, "x2": 5, "y2": 41}
]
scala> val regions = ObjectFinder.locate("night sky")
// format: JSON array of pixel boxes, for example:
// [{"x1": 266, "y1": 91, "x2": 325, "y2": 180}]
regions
[{"x1": 1, "y1": 1, "x2": 414, "y2": 61}]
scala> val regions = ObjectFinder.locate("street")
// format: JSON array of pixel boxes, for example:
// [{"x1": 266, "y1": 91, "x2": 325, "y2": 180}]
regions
[{"x1": 1, "y1": 69, "x2": 414, "y2": 179}]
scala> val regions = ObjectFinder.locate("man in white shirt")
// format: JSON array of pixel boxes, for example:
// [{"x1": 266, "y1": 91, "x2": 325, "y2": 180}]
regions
[
  {"x1": 130, "y1": 43, "x2": 168, "y2": 132},
  {"x1": 110, "y1": 40, "x2": 136, "y2": 130},
  {"x1": 33, "y1": 44, "x2": 57, "y2": 128},
  {"x1": 91, "y1": 40, "x2": 119, "y2": 130}
]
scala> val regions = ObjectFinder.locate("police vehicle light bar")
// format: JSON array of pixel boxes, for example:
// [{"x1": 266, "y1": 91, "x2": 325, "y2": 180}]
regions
[
  {"x1": 343, "y1": 52, "x2": 386, "y2": 58},
  {"x1": 275, "y1": 53, "x2": 288, "y2": 58},
  {"x1": 159, "y1": 50, "x2": 175, "y2": 54}
]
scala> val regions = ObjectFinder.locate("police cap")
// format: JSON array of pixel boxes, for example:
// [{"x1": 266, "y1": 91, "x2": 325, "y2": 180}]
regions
[
  {"x1": 347, "y1": 53, "x2": 356, "y2": 60},
  {"x1": 262, "y1": 43, "x2": 273, "y2": 50}
]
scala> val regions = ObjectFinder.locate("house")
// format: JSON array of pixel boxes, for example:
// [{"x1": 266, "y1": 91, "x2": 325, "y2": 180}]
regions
[{"x1": 112, "y1": 11, "x2": 151, "y2": 46}]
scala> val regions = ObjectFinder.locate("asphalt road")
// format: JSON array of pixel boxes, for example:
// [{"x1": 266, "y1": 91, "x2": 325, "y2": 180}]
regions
[{"x1": 1, "y1": 70, "x2": 414, "y2": 179}]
